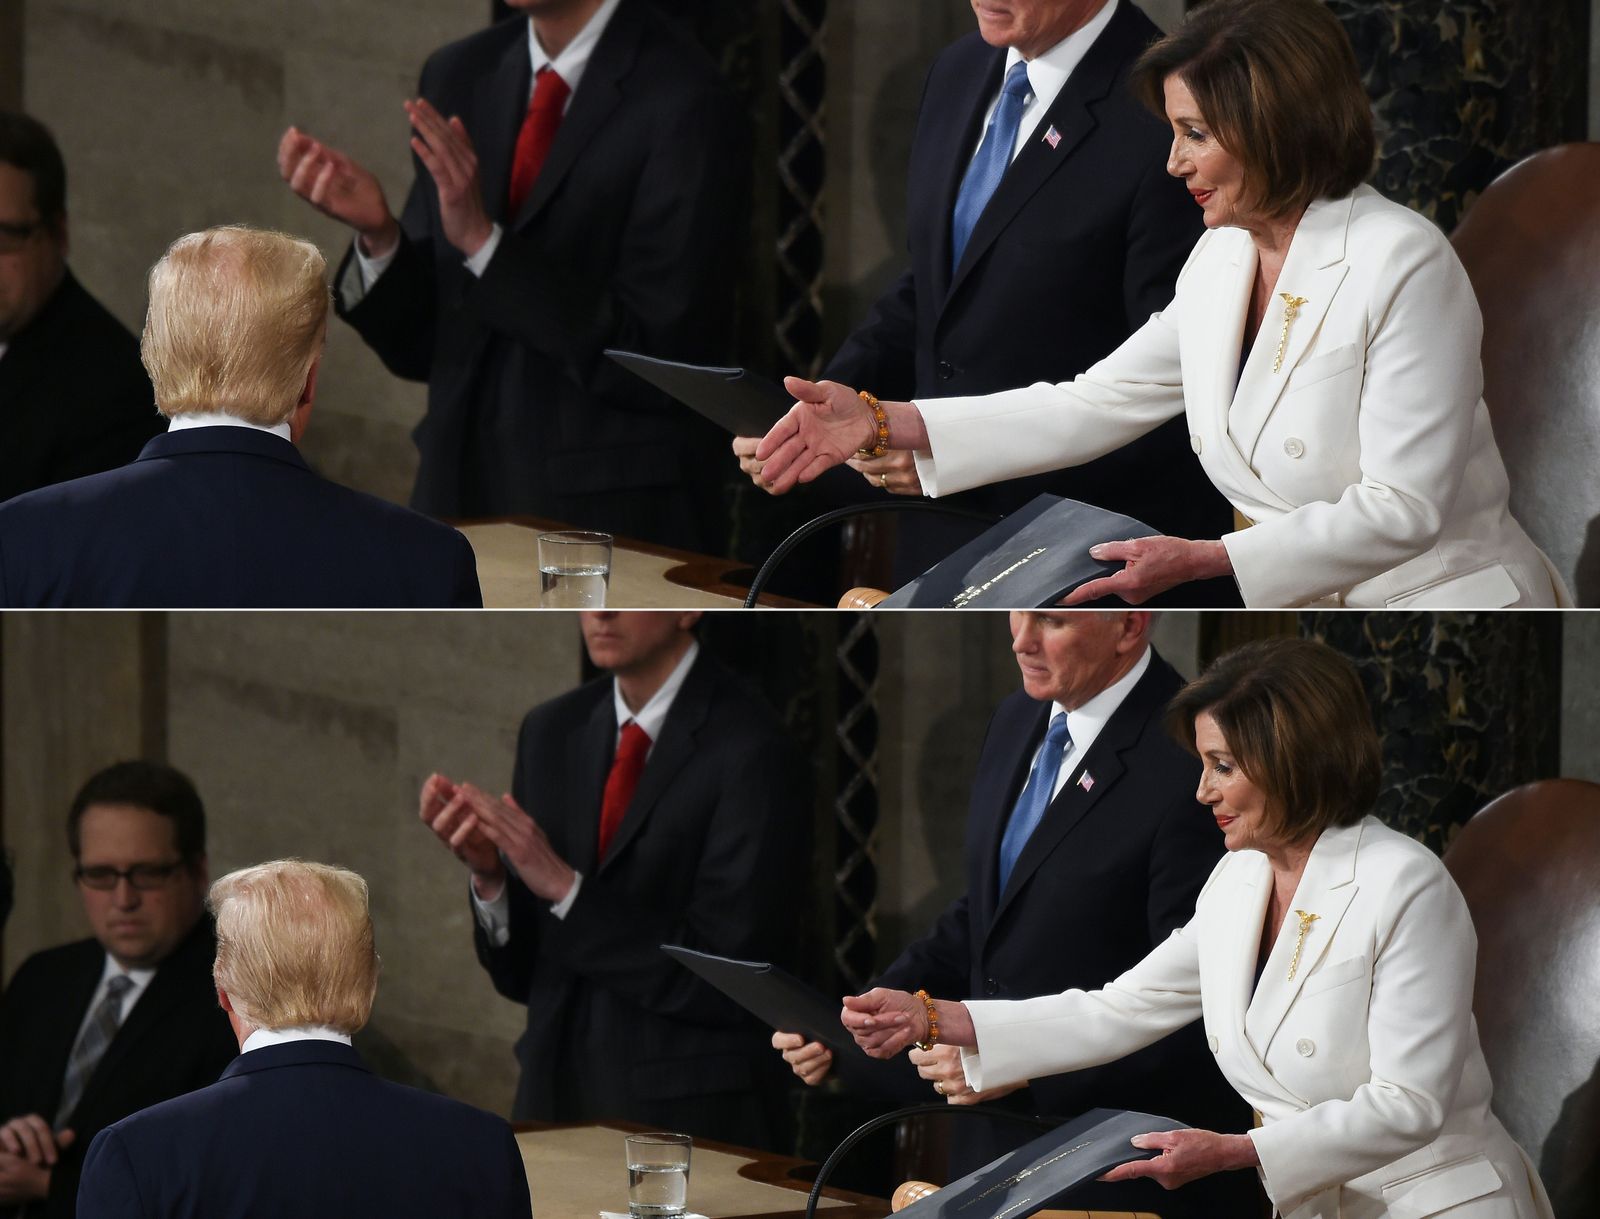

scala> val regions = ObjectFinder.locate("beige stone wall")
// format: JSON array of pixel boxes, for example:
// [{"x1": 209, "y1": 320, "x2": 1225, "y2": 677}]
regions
[{"x1": 21, "y1": 0, "x2": 486, "y2": 504}]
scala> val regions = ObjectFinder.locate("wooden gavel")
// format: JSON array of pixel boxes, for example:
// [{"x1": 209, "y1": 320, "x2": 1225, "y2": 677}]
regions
[{"x1": 891, "y1": 1181, "x2": 1160, "y2": 1219}]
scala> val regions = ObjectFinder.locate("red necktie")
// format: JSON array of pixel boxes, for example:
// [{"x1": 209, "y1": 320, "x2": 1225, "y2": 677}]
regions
[
  {"x1": 507, "y1": 67, "x2": 571, "y2": 217},
  {"x1": 597, "y1": 720, "x2": 651, "y2": 862}
]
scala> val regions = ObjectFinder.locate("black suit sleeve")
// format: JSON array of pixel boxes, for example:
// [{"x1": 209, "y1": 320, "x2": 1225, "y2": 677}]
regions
[
  {"x1": 72, "y1": 1127, "x2": 142, "y2": 1219},
  {"x1": 874, "y1": 893, "x2": 975, "y2": 999}
]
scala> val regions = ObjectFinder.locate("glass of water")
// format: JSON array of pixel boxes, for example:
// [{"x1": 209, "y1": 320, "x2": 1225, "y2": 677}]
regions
[
  {"x1": 624, "y1": 1132, "x2": 691, "y2": 1218},
  {"x1": 537, "y1": 531, "x2": 613, "y2": 608}
]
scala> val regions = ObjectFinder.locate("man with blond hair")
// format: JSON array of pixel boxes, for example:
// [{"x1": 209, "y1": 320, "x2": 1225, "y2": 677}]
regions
[
  {"x1": 0, "y1": 224, "x2": 481, "y2": 607},
  {"x1": 75, "y1": 860, "x2": 533, "y2": 1219}
]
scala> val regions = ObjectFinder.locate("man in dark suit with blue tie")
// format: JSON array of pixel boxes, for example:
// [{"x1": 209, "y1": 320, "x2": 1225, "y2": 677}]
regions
[
  {"x1": 774, "y1": 613, "x2": 1259, "y2": 1217},
  {"x1": 76, "y1": 859, "x2": 533, "y2": 1219},
  {"x1": 0, "y1": 225, "x2": 481, "y2": 608},
  {"x1": 278, "y1": 0, "x2": 743, "y2": 552},
  {"x1": 738, "y1": 0, "x2": 1234, "y2": 593}
]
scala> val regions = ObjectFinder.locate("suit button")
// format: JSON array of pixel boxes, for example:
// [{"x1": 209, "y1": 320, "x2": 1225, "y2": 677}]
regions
[
  {"x1": 984, "y1": 979, "x2": 1000, "y2": 996},
  {"x1": 1296, "y1": 1037, "x2": 1315, "y2": 1057},
  {"x1": 936, "y1": 361, "x2": 956, "y2": 380},
  {"x1": 1207, "y1": 1034, "x2": 1219, "y2": 1053},
  {"x1": 1283, "y1": 437, "x2": 1305, "y2": 459},
  {"x1": 1190, "y1": 433, "x2": 1203, "y2": 454}
]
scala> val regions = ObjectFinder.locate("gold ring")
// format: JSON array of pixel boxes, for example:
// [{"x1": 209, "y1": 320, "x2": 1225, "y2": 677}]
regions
[
  {"x1": 879, "y1": 472, "x2": 889, "y2": 488},
  {"x1": 933, "y1": 1081, "x2": 945, "y2": 1096}
]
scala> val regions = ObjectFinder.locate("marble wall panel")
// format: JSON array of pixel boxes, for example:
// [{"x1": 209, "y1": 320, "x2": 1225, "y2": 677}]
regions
[
  {"x1": 1559, "y1": 611, "x2": 1600, "y2": 783},
  {"x1": 1, "y1": 615, "x2": 152, "y2": 981}
]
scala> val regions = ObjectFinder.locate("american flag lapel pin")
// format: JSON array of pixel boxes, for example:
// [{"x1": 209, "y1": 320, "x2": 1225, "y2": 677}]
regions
[
  {"x1": 1044, "y1": 125, "x2": 1062, "y2": 149},
  {"x1": 1078, "y1": 770, "x2": 1095, "y2": 792}
]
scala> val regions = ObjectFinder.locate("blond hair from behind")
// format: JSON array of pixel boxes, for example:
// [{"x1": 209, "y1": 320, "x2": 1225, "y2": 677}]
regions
[
  {"x1": 142, "y1": 225, "x2": 329, "y2": 427},
  {"x1": 210, "y1": 859, "x2": 379, "y2": 1035}
]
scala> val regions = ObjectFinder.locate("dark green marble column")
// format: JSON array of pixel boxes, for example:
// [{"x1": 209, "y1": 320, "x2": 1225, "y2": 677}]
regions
[
  {"x1": 1303, "y1": 612, "x2": 1563, "y2": 854},
  {"x1": 1325, "y1": 0, "x2": 1590, "y2": 229}
]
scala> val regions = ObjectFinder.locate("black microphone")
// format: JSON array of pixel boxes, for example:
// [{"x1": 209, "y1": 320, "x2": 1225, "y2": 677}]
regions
[{"x1": 744, "y1": 502, "x2": 999, "y2": 609}]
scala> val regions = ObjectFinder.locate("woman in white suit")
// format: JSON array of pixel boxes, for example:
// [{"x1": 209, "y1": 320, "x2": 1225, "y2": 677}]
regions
[
  {"x1": 842, "y1": 639, "x2": 1552, "y2": 1219},
  {"x1": 752, "y1": 0, "x2": 1563, "y2": 608}
]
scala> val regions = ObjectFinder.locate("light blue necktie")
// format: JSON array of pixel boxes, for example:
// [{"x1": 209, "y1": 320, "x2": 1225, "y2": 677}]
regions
[
  {"x1": 950, "y1": 60, "x2": 1032, "y2": 274},
  {"x1": 997, "y1": 712, "x2": 1072, "y2": 893}
]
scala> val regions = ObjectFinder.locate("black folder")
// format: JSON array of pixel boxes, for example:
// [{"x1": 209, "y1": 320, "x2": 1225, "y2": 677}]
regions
[
  {"x1": 605, "y1": 350, "x2": 793, "y2": 436},
  {"x1": 660, "y1": 945, "x2": 907, "y2": 1088},
  {"x1": 897, "y1": 1107, "x2": 1189, "y2": 1219},
  {"x1": 879, "y1": 494, "x2": 1158, "y2": 608}
]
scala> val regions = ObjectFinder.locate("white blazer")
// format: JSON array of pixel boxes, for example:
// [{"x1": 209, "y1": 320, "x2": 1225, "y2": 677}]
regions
[
  {"x1": 959, "y1": 818, "x2": 1554, "y2": 1219},
  {"x1": 911, "y1": 187, "x2": 1566, "y2": 608}
]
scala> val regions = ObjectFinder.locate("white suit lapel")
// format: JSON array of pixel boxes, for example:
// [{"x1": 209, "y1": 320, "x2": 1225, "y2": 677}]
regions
[
  {"x1": 1204, "y1": 851, "x2": 1301, "y2": 1107},
  {"x1": 1244, "y1": 820, "x2": 1364, "y2": 1057},
  {"x1": 1227, "y1": 194, "x2": 1355, "y2": 464}
]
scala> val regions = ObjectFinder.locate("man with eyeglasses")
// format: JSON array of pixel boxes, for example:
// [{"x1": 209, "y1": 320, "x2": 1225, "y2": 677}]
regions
[
  {"x1": 0, "y1": 112, "x2": 160, "y2": 504},
  {"x1": 0, "y1": 761, "x2": 235, "y2": 1218}
]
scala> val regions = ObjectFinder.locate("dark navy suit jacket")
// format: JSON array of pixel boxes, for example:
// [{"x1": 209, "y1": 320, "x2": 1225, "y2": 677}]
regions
[
  {"x1": 0, "y1": 426, "x2": 482, "y2": 607},
  {"x1": 76, "y1": 1040, "x2": 532, "y2": 1219}
]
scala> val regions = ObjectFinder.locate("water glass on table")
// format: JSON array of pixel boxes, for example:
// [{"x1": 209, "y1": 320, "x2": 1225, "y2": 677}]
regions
[
  {"x1": 625, "y1": 1132, "x2": 691, "y2": 1218},
  {"x1": 537, "y1": 531, "x2": 613, "y2": 607}
]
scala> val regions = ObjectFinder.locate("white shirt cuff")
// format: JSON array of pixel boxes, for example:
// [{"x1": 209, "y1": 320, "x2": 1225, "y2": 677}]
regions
[
  {"x1": 550, "y1": 871, "x2": 582, "y2": 920},
  {"x1": 470, "y1": 877, "x2": 512, "y2": 946},
  {"x1": 463, "y1": 224, "x2": 503, "y2": 278}
]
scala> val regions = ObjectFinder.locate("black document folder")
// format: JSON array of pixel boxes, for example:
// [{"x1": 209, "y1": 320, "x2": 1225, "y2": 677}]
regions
[
  {"x1": 605, "y1": 350, "x2": 793, "y2": 436},
  {"x1": 879, "y1": 494, "x2": 1158, "y2": 608},
  {"x1": 897, "y1": 1108, "x2": 1189, "y2": 1219},
  {"x1": 660, "y1": 946, "x2": 907, "y2": 1088}
]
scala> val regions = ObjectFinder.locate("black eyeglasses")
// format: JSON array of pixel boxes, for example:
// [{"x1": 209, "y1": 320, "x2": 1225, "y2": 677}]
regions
[
  {"x1": 0, "y1": 220, "x2": 46, "y2": 254},
  {"x1": 74, "y1": 861, "x2": 186, "y2": 891}
]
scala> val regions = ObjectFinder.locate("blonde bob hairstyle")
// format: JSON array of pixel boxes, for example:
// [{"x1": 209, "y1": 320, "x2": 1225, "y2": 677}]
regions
[
  {"x1": 210, "y1": 859, "x2": 379, "y2": 1035},
  {"x1": 141, "y1": 225, "x2": 329, "y2": 427},
  {"x1": 1165, "y1": 637, "x2": 1381, "y2": 846}
]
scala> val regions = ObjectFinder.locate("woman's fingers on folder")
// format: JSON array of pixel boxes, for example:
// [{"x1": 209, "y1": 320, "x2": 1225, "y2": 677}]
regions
[{"x1": 1098, "y1": 1129, "x2": 1259, "y2": 1189}]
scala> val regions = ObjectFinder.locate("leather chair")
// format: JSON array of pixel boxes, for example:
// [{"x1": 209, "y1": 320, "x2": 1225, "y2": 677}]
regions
[
  {"x1": 1451, "y1": 144, "x2": 1600, "y2": 606},
  {"x1": 1442, "y1": 779, "x2": 1600, "y2": 1218}
]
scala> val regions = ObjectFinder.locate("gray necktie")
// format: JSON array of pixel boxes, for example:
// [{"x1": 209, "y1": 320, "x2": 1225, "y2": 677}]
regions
[{"x1": 55, "y1": 973, "x2": 134, "y2": 1128}]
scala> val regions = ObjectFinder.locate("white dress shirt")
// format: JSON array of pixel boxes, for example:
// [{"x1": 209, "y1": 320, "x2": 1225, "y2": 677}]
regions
[
  {"x1": 474, "y1": 640, "x2": 701, "y2": 940},
  {"x1": 240, "y1": 1025, "x2": 354, "y2": 1054},
  {"x1": 1035, "y1": 643, "x2": 1150, "y2": 803},
  {"x1": 350, "y1": 0, "x2": 624, "y2": 295},
  {"x1": 165, "y1": 411, "x2": 292, "y2": 441},
  {"x1": 965, "y1": 0, "x2": 1119, "y2": 170}
]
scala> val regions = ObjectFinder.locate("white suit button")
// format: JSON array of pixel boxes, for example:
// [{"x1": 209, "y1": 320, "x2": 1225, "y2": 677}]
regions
[
  {"x1": 1207, "y1": 1034, "x2": 1219, "y2": 1053},
  {"x1": 1283, "y1": 437, "x2": 1305, "y2": 459},
  {"x1": 1190, "y1": 434, "x2": 1203, "y2": 454},
  {"x1": 1296, "y1": 1038, "x2": 1315, "y2": 1057}
]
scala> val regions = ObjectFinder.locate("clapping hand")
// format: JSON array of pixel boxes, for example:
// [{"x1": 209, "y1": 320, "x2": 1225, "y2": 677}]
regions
[
  {"x1": 277, "y1": 126, "x2": 399, "y2": 257},
  {"x1": 404, "y1": 98, "x2": 494, "y2": 259}
]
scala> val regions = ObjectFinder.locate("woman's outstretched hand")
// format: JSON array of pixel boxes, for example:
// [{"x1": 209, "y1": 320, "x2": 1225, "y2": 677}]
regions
[
  {"x1": 755, "y1": 378, "x2": 876, "y2": 493},
  {"x1": 840, "y1": 988, "x2": 926, "y2": 1059}
]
